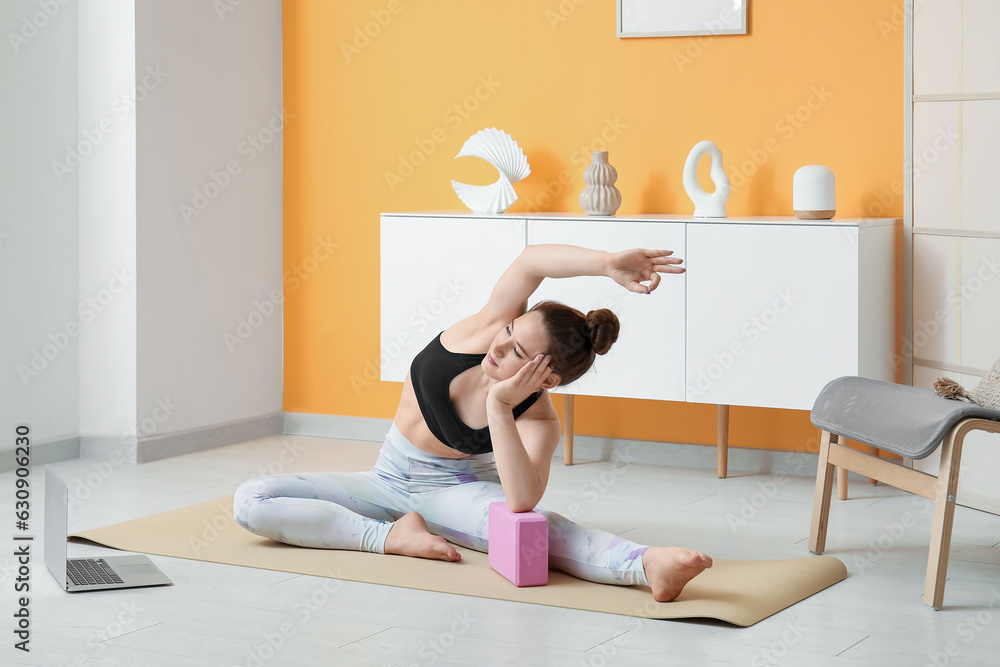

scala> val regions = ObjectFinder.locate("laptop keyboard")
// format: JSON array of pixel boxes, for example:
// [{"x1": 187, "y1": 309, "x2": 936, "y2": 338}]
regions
[{"x1": 67, "y1": 558, "x2": 124, "y2": 586}]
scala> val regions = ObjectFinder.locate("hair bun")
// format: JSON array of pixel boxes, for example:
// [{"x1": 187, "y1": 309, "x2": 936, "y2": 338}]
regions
[{"x1": 585, "y1": 308, "x2": 620, "y2": 355}]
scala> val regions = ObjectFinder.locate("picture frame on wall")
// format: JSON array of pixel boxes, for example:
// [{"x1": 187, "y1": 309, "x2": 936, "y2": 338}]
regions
[{"x1": 617, "y1": 0, "x2": 748, "y2": 38}]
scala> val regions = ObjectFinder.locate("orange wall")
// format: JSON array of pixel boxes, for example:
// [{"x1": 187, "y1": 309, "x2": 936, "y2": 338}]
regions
[{"x1": 282, "y1": 0, "x2": 904, "y2": 453}]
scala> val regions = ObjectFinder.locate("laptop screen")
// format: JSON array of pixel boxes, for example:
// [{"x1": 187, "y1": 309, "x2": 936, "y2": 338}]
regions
[{"x1": 44, "y1": 467, "x2": 69, "y2": 588}]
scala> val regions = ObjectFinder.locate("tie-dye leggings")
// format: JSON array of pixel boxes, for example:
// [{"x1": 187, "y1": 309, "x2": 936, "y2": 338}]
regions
[{"x1": 234, "y1": 422, "x2": 650, "y2": 587}]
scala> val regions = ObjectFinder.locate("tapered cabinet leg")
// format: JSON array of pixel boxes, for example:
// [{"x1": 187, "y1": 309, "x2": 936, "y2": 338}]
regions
[
  {"x1": 809, "y1": 430, "x2": 836, "y2": 554},
  {"x1": 717, "y1": 404, "x2": 729, "y2": 479},
  {"x1": 563, "y1": 394, "x2": 575, "y2": 466}
]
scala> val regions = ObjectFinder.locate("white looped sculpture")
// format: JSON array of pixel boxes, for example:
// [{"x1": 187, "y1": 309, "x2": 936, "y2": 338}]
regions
[
  {"x1": 451, "y1": 128, "x2": 531, "y2": 215},
  {"x1": 683, "y1": 140, "x2": 731, "y2": 218}
]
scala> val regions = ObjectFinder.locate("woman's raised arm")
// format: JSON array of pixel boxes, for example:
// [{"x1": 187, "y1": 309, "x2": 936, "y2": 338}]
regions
[
  {"x1": 476, "y1": 245, "x2": 613, "y2": 326},
  {"x1": 477, "y1": 244, "x2": 684, "y2": 326},
  {"x1": 446, "y1": 244, "x2": 683, "y2": 342}
]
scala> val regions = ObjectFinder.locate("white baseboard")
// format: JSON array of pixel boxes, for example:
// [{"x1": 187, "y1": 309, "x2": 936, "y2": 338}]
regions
[
  {"x1": 8, "y1": 413, "x2": 284, "y2": 469},
  {"x1": 553, "y1": 433, "x2": 820, "y2": 476},
  {"x1": 282, "y1": 412, "x2": 393, "y2": 442},
  {"x1": 135, "y1": 412, "x2": 284, "y2": 463},
  {"x1": 80, "y1": 435, "x2": 138, "y2": 464},
  {"x1": 0, "y1": 435, "x2": 80, "y2": 473}
]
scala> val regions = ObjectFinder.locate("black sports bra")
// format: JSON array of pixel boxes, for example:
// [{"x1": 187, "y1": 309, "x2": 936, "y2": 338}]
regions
[{"x1": 409, "y1": 332, "x2": 542, "y2": 455}]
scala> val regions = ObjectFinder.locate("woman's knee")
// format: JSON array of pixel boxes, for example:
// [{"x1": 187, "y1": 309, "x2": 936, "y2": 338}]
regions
[{"x1": 232, "y1": 474, "x2": 287, "y2": 528}]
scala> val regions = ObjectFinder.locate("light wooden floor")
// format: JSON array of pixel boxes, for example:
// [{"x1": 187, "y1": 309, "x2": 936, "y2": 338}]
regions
[{"x1": 2, "y1": 431, "x2": 999, "y2": 666}]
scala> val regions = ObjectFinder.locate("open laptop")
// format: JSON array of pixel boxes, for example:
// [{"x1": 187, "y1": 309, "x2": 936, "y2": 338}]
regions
[{"x1": 45, "y1": 466, "x2": 172, "y2": 592}]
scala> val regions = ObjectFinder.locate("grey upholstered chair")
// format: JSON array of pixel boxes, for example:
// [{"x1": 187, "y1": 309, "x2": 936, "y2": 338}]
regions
[{"x1": 808, "y1": 376, "x2": 1000, "y2": 609}]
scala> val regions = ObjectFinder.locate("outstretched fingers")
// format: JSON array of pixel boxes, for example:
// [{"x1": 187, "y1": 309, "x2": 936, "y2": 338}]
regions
[
  {"x1": 611, "y1": 249, "x2": 685, "y2": 294},
  {"x1": 646, "y1": 250, "x2": 685, "y2": 273}
]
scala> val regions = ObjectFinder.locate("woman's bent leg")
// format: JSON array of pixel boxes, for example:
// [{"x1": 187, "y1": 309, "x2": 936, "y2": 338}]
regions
[
  {"x1": 408, "y1": 480, "x2": 505, "y2": 553},
  {"x1": 233, "y1": 471, "x2": 402, "y2": 553}
]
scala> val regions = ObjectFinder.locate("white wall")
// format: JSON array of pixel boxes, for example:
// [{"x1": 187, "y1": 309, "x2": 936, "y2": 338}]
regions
[
  {"x1": 1, "y1": 0, "x2": 283, "y2": 466},
  {"x1": 0, "y1": 0, "x2": 80, "y2": 462},
  {"x1": 78, "y1": 0, "x2": 137, "y2": 443},
  {"x1": 134, "y1": 0, "x2": 283, "y2": 450}
]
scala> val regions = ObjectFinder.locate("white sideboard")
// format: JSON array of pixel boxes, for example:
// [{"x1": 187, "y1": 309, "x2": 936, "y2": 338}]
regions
[{"x1": 381, "y1": 212, "x2": 901, "y2": 473}]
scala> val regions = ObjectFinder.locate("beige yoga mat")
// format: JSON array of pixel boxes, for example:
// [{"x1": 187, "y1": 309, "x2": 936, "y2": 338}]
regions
[{"x1": 71, "y1": 496, "x2": 846, "y2": 627}]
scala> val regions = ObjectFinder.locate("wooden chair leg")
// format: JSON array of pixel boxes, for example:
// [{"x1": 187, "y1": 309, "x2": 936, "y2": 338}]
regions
[
  {"x1": 809, "y1": 430, "x2": 836, "y2": 554},
  {"x1": 562, "y1": 394, "x2": 575, "y2": 466},
  {"x1": 867, "y1": 445, "x2": 880, "y2": 485},
  {"x1": 717, "y1": 404, "x2": 729, "y2": 479},
  {"x1": 924, "y1": 427, "x2": 965, "y2": 610},
  {"x1": 832, "y1": 434, "x2": 848, "y2": 499}
]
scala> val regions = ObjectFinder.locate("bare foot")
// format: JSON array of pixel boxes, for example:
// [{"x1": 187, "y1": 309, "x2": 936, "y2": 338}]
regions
[
  {"x1": 383, "y1": 512, "x2": 461, "y2": 562},
  {"x1": 642, "y1": 546, "x2": 713, "y2": 602}
]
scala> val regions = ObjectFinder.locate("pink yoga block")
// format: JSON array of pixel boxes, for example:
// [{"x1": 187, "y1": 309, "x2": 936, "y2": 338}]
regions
[{"x1": 487, "y1": 502, "x2": 548, "y2": 587}]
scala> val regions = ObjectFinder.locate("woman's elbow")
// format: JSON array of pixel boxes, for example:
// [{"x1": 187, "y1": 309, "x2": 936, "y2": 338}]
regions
[
  {"x1": 506, "y1": 493, "x2": 543, "y2": 514},
  {"x1": 508, "y1": 503, "x2": 536, "y2": 514}
]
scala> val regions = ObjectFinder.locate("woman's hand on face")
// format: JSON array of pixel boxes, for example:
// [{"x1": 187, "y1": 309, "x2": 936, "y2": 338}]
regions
[
  {"x1": 608, "y1": 248, "x2": 685, "y2": 294},
  {"x1": 488, "y1": 354, "x2": 553, "y2": 408}
]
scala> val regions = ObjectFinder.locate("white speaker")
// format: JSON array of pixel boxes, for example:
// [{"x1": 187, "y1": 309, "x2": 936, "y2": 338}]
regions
[{"x1": 793, "y1": 165, "x2": 836, "y2": 220}]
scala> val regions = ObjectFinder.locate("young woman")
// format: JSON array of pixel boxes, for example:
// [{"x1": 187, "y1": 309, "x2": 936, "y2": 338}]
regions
[{"x1": 234, "y1": 244, "x2": 712, "y2": 602}]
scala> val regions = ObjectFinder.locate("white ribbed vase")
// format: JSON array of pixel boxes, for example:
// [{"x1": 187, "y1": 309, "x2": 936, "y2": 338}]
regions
[{"x1": 579, "y1": 151, "x2": 622, "y2": 216}]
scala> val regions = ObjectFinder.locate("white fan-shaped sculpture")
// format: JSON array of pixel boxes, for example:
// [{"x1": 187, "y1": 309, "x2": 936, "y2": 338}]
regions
[{"x1": 451, "y1": 128, "x2": 530, "y2": 214}]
